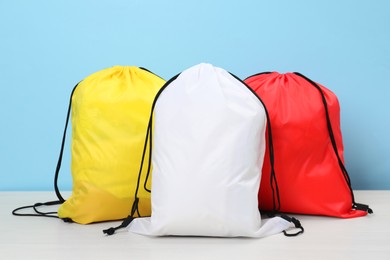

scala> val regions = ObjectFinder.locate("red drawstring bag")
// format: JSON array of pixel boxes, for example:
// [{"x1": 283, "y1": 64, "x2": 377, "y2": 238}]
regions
[{"x1": 244, "y1": 72, "x2": 372, "y2": 218}]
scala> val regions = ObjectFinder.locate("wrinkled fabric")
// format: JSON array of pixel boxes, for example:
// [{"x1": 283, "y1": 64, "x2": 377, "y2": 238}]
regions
[
  {"x1": 58, "y1": 66, "x2": 165, "y2": 224},
  {"x1": 129, "y1": 64, "x2": 294, "y2": 237},
  {"x1": 245, "y1": 72, "x2": 367, "y2": 218}
]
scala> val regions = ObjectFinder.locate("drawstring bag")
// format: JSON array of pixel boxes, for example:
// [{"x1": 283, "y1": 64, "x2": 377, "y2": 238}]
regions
[
  {"x1": 244, "y1": 72, "x2": 372, "y2": 218},
  {"x1": 104, "y1": 63, "x2": 303, "y2": 237},
  {"x1": 13, "y1": 66, "x2": 165, "y2": 224}
]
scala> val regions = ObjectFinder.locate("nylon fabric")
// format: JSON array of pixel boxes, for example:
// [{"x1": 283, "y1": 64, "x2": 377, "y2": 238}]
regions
[
  {"x1": 129, "y1": 63, "x2": 295, "y2": 237},
  {"x1": 245, "y1": 72, "x2": 367, "y2": 218},
  {"x1": 57, "y1": 66, "x2": 165, "y2": 224}
]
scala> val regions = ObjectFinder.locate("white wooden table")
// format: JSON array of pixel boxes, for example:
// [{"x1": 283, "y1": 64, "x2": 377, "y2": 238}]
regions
[{"x1": 0, "y1": 191, "x2": 388, "y2": 260}]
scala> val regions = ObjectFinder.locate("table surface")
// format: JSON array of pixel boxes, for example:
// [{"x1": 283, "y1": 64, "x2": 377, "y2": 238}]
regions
[{"x1": 0, "y1": 191, "x2": 388, "y2": 260}]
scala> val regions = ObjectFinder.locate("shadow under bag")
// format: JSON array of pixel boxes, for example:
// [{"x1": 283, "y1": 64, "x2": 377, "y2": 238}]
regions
[
  {"x1": 105, "y1": 63, "x2": 303, "y2": 237},
  {"x1": 244, "y1": 72, "x2": 372, "y2": 218}
]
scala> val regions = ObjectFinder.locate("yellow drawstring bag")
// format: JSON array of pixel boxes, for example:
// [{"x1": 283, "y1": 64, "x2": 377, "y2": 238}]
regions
[{"x1": 55, "y1": 66, "x2": 165, "y2": 224}]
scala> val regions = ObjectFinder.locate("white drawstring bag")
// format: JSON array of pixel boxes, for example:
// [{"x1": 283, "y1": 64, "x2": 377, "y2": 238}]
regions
[{"x1": 127, "y1": 63, "x2": 303, "y2": 237}]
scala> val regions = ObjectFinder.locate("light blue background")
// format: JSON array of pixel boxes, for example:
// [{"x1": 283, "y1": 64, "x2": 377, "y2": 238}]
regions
[{"x1": 0, "y1": 0, "x2": 389, "y2": 191}]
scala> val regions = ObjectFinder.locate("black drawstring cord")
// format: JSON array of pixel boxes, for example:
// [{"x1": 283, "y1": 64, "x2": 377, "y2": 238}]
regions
[
  {"x1": 102, "y1": 123, "x2": 150, "y2": 235},
  {"x1": 142, "y1": 111, "x2": 155, "y2": 193},
  {"x1": 103, "y1": 198, "x2": 139, "y2": 235},
  {"x1": 12, "y1": 200, "x2": 62, "y2": 219},
  {"x1": 142, "y1": 74, "x2": 180, "y2": 192},
  {"x1": 103, "y1": 75, "x2": 180, "y2": 236},
  {"x1": 244, "y1": 73, "x2": 304, "y2": 237},
  {"x1": 265, "y1": 104, "x2": 281, "y2": 215},
  {"x1": 238, "y1": 72, "x2": 281, "y2": 213},
  {"x1": 293, "y1": 72, "x2": 372, "y2": 214},
  {"x1": 53, "y1": 84, "x2": 78, "y2": 203},
  {"x1": 143, "y1": 123, "x2": 153, "y2": 193},
  {"x1": 12, "y1": 83, "x2": 80, "y2": 220},
  {"x1": 353, "y1": 203, "x2": 373, "y2": 214},
  {"x1": 280, "y1": 215, "x2": 304, "y2": 237},
  {"x1": 33, "y1": 201, "x2": 60, "y2": 216}
]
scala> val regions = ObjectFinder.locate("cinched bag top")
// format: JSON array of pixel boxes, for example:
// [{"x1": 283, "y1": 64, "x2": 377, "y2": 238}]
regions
[{"x1": 127, "y1": 63, "x2": 303, "y2": 237}]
